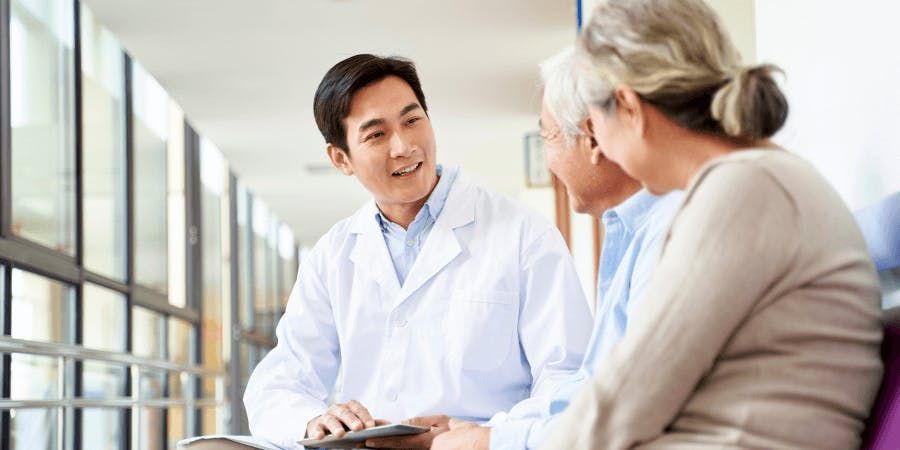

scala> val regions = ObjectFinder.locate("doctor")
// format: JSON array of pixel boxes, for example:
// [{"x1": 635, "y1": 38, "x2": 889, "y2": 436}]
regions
[{"x1": 243, "y1": 54, "x2": 592, "y2": 450}]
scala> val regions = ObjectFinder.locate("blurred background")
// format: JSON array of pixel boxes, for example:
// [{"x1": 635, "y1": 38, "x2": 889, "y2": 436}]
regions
[{"x1": 0, "y1": 0, "x2": 897, "y2": 448}]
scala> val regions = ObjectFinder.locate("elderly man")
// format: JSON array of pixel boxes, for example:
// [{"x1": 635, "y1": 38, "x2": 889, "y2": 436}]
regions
[{"x1": 432, "y1": 47, "x2": 683, "y2": 450}]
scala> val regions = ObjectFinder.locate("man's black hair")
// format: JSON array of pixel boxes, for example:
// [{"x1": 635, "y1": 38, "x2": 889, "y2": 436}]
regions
[{"x1": 313, "y1": 54, "x2": 428, "y2": 152}]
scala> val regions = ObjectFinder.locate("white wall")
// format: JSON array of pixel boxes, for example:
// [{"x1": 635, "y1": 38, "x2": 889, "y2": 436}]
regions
[
  {"x1": 755, "y1": 0, "x2": 900, "y2": 209},
  {"x1": 517, "y1": 187, "x2": 556, "y2": 224},
  {"x1": 706, "y1": 0, "x2": 756, "y2": 63},
  {"x1": 580, "y1": 0, "x2": 756, "y2": 63}
]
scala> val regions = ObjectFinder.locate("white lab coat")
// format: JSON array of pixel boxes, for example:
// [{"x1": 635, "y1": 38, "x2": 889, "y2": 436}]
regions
[{"x1": 243, "y1": 171, "x2": 591, "y2": 449}]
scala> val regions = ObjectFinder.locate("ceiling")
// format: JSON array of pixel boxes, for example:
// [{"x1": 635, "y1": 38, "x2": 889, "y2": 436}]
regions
[{"x1": 82, "y1": 0, "x2": 577, "y2": 244}]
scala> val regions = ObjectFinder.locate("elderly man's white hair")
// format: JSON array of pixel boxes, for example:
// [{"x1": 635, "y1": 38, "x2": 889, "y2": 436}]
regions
[{"x1": 540, "y1": 47, "x2": 589, "y2": 145}]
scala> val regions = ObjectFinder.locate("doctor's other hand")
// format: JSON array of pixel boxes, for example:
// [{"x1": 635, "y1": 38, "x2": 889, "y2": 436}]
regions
[
  {"x1": 431, "y1": 419, "x2": 490, "y2": 450},
  {"x1": 365, "y1": 414, "x2": 451, "y2": 449},
  {"x1": 306, "y1": 400, "x2": 377, "y2": 440}
]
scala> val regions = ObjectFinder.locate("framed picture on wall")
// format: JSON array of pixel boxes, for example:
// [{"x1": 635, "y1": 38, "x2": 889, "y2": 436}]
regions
[{"x1": 523, "y1": 131, "x2": 551, "y2": 187}]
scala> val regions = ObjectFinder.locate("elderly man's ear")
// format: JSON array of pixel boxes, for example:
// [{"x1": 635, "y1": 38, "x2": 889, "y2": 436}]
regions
[{"x1": 579, "y1": 118, "x2": 603, "y2": 165}]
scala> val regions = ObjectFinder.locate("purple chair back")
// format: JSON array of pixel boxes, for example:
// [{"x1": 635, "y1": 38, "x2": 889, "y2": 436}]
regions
[{"x1": 863, "y1": 308, "x2": 900, "y2": 449}]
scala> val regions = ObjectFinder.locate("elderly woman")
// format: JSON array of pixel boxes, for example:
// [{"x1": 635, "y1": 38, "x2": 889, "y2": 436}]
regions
[
  {"x1": 435, "y1": 0, "x2": 883, "y2": 449},
  {"x1": 539, "y1": 0, "x2": 883, "y2": 448}
]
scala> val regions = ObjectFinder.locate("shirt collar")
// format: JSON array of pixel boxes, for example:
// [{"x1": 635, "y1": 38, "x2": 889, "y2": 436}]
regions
[
  {"x1": 374, "y1": 164, "x2": 458, "y2": 230},
  {"x1": 601, "y1": 189, "x2": 662, "y2": 234}
]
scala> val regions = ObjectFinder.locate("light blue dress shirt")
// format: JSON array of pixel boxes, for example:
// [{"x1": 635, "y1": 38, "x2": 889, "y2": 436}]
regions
[
  {"x1": 490, "y1": 189, "x2": 683, "y2": 450},
  {"x1": 376, "y1": 165, "x2": 459, "y2": 285}
]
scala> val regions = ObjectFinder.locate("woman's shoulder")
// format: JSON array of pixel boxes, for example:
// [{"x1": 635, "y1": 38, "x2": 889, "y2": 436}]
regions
[
  {"x1": 686, "y1": 149, "x2": 799, "y2": 201},
  {"x1": 683, "y1": 148, "x2": 856, "y2": 240},
  {"x1": 696, "y1": 148, "x2": 807, "y2": 183}
]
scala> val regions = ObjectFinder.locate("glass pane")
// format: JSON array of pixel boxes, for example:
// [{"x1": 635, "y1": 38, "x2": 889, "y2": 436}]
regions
[
  {"x1": 168, "y1": 102, "x2": 186, "y2": 306},
  {"x1": 83, "y1": 283, "x2": 126, "y2": 351},
  {"x1": 10, "y1": 354, "x2": 59, "y2": 399},
  {"x1": 168, "y1": 371, "x2": 185, "y2": 400},
  {"x1": 167, "y1": 316, "x2": 192, "y2": 420},
  {"x1": 201, "y1": 139, "x2": 225, "y2": 371},
  {"x1": 82, "y1": 408, "x2": 124, "y2": 450},
  {"x1": 252, "y1": 200, "x2": 272, "y2": 334},
  {"x1": 83, "y1": 361, "x2": 126, "y2": 399},
  {"x1": 200, "y1": 406, "x2": 222, "y2": 435},
  {"x1": 80, "y1": 3, "x2": 126, "y2": 280},
  {"x1": 279, "y1": 222, "x2": 296, "y2": 310},
  {"x1": 9, "y1": 0, "x2": 76, "y2": 255},
  {"x1": 11, "y1": 269, "x2": 73, "y2": 343},
  {"x1": 139, "y1": 369, "x2": 165, "y2": 399},
  {"x1": 239, "y1": 341, "x2": 251, "y2": 380},
  {"x1": 132, "y1": 306, "x2": 164, "y2": 359},
  {"x1": 82, "y1": 287, "x2": 125, "y2": 411},
  {"x1": 168, "y1": 405, "x2": 187, "y2": 448},
  {"x1": 168, "y1": 317, "x2": 194, "y2": 365},
  {"x1": 237, "y1": 184, "x2": 253, "y2": 330},
  {"x1": 267, "y1": 217, "x2": 279, "y2": 328},
  {"x1": 200, "y1": 372, "x2": 219, "y2": 401},
  {"x1": 132, "y1": 61, "x2": 168, "y2": 293},
  {"x1": 10, "y1": 408, "x2": 59, "y2": 450},
  {"x1": 136, "y1": 407, "x2": 164, "y2": 450}
]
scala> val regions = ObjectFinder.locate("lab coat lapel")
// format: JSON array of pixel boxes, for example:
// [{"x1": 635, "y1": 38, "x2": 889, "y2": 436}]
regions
[
  {"x1": 348, "y1": 202, "x2": 401, "y2": 298},
  {"x1": 394, "y1": 175, "x2": 475, "y2": 308}
]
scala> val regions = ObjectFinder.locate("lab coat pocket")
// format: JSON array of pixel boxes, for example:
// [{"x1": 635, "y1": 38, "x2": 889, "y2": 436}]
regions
[{"x1": 446, "y1": 292, "x2": 518, "y2": 371}]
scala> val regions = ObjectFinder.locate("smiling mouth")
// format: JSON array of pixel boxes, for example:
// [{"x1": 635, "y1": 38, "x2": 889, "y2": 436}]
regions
[{"x1": 392, "y1": 161, "x2": 422, "y2": 177}]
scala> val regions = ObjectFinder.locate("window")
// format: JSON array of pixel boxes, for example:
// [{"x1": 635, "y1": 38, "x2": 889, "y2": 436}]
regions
[
  {"x1": 1, "y1": 3, "x2": 301, "y2": 443},
  {"x1": 132, "y1": 305, "x2": 165, "y2": 449},
  {"x1": 80, "y1": 4, "x2": 126, "y2": 280},
  {"x1": 252, "y1": 199, "x2": 274, "y2": 335},
  {"x1": 82, "y1": 408, "x2": 124, "y2": 450},
  {"x1": 168, "y1": 317, "x2": 195, "y2": 444},
  {"x1": 168, "y1": 103, "x2": 187, "y2": 307},
  {"x1": 10, "y1": 408, "x2": 60, "y2": 450},
  {"x1": 83, "y1": 283, "x2": 126, "y2": 351},
  {"x1": 8, "y1": 270, "x2": 75, "y2": 450},
  {"x1": 237, "y1": 183, "x2": 253, "y2": 331},
  {"x1": 81, "y1": 283, "x2": 127, "y2": 418},
  {"x1": 278, "y1": 222, "x2": 297, "y2": 310},
  {"x1": 200, "y1": 138, "x2": 229, "y2": 433},
  {"x1": 9, "y1": 0, "x2": 76, "y2": 255},
  {"x1": 132, "y1": 61, "x2": 169, "y2": 293}
]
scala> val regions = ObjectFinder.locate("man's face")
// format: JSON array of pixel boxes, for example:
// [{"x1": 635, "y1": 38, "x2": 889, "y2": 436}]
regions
[
  {"x1": 329, "y1": 76, "x2": 438, "y2": 208},
  {"x1": 540, "y1": 104, "x2": 638, "y2": 216}
]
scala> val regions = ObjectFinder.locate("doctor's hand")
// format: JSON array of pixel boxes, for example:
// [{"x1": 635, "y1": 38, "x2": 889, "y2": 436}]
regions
[
  {"x1": 431, "y1": 419, "x2": 490, "y2": 450},
  {"x1": 364, "y1": 414, "x2": 451, "y2": 449},
  {"x1": 306, "y1": 400, "x2": 377, "y2": 440}
]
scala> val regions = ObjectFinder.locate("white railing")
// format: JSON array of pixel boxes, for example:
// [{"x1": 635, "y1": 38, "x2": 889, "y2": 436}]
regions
[{"x1": 0, "y1": 336, "x2": 227, "y2": 449}]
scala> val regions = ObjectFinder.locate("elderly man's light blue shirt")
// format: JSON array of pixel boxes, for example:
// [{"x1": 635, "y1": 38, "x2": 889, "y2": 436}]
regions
[
  {"x1": 376, "y1": 164, "x2": 459, "y2": 285},
  {"x1": 490, "y1": 189, "x2": 683, "y2": 450}
]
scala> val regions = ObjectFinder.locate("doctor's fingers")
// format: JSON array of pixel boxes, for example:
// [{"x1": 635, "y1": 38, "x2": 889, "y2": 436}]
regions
[
  {"x1": 345, "y1": 400, "x2": 377, "y2": 427},
  {"x1": 309, "y1": 414, "x2": 348, "y2": 439},
  {"x1": 327, "y1": 404, "x2": 367, "y2": 431}
]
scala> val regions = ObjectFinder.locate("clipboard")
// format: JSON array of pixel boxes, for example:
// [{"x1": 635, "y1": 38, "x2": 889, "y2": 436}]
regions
[{"x1": 298, "y1": 424, "x2": 428, "y2": 449}]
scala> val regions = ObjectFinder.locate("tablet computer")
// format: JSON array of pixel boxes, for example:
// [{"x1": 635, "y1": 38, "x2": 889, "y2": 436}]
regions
[{"x1": 297, "y1": 424, "x2": 428, "y2": 449}]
